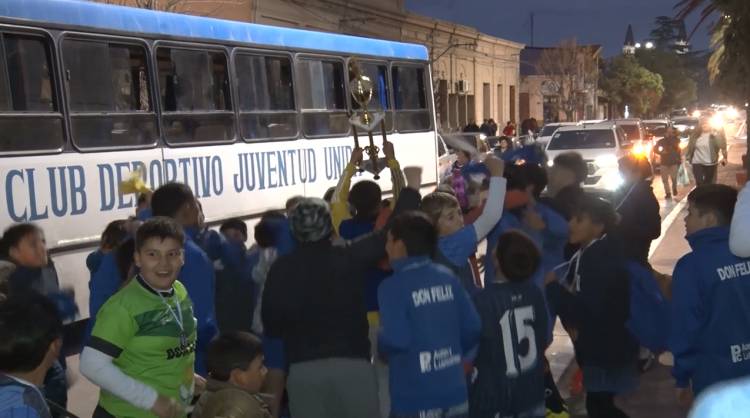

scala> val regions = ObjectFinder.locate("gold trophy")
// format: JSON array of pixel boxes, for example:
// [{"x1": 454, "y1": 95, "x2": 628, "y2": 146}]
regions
[{"x1": 349, "y1": 61, "x2": 387, "y2": 179}]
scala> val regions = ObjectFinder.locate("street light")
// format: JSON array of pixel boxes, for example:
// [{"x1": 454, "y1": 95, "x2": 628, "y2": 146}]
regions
[
  {"x1": 635, "y1": 42, "x2": 642, "y2": 48},
  {"x1": 645, "y1": 41, "x2": 654, "y2": 49}
]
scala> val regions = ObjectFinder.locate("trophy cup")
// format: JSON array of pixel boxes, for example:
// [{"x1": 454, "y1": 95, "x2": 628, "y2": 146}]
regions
[{"x1": 349, "y1": 61, "x2": 387, "y2": 179}]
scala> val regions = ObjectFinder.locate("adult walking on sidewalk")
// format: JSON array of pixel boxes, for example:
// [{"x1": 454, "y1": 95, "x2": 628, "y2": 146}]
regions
[
  {"x1": 686, "y1": 117, "x2": 728, "y2": 186},
  {"x1": 656, "y1": 127, "x2": 682, "y2": 199}
]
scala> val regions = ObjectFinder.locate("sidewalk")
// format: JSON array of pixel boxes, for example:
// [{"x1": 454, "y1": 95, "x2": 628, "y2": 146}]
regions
[{"x1": 558, "y1": 141, "x2": 747, "y2": 418}]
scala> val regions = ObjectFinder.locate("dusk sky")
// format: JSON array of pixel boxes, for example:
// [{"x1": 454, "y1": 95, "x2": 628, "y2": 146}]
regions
[{"x1": 405, "y1": 0, "x2": 713, "y2": 56}]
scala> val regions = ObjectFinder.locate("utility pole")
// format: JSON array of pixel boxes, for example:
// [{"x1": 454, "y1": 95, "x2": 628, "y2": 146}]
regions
[{"x1": 530, "y1": 12, "x2": 535, "y2": 46}]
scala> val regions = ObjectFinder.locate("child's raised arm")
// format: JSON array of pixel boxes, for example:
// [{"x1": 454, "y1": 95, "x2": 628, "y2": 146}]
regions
[
  {"x1": 331, "y1": 147, "x2": 363, "y2": 234},
  {"x1": 470, "y1": 156, "x2": 507, "y2": 242}
]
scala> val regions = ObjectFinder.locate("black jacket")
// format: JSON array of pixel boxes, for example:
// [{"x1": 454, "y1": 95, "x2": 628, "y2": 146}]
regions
[
  {"x1": 656, "y1": 135, "x2": 682, "y2": 166},
  {"x1": 614, "y1": 180, "x2": 661, "y2": 265},
  {"x1": 470, "y1": 281, "x2": 548, "y2": 417},
  {"x1": 546, "y1": 235, "x2": 638, "y2": 369},
  {"x1": 261, "y1": 188, "x2": 421, "y2": 365}
]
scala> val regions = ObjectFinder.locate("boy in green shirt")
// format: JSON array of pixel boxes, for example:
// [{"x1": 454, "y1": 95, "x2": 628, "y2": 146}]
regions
[{"x1": 81, "y1": 217, "x2": 200, "y2": 418}]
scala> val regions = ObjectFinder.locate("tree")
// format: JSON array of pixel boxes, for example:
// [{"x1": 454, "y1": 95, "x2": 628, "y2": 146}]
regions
[
  {"x1": 535, "y1": 39, "x2": 599, "y2": 122},
  {"x1": 677, "y1": 0, "x2": 750, "y2": 162},
  {"x1": 600, "y1": 55, "x2": 665, "y2": 118},
  {"x1": 650, "y1": 16, "x2": 682, "y2": 49},
  {"x1": 635, "y1": 49, "x2": 697, "y2": 114}
]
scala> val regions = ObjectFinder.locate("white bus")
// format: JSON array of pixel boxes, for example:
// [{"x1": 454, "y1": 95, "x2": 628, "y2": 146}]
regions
[{"x1": 0, "y1": 0, "x2": 438, "y2": 318}]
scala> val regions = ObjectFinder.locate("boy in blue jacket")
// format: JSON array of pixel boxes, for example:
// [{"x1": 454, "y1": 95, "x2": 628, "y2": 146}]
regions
[
  {"x1": 378, "y1": 211, "x2": 481, "y2": 418},
  {"x1": 421, "y1": 156, "x2": 506, "y2": 294},
  {"x1": 150, "y1": 182, "x2": 218, "y2": 376},
  {"x1": 545, "y1": 195, "x2": 638, "y2": 418},
  {"x1": 470, "y1": 230, "x2": 548, "y2": 418},
  {"x1": 669, "y1": 184, "x2": 750, "y2": 405}
]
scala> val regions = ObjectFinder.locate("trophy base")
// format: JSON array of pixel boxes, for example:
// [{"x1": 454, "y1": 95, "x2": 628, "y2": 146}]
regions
[{"x1": 361, "y1": 157, "x2": 387, "y2": 179}]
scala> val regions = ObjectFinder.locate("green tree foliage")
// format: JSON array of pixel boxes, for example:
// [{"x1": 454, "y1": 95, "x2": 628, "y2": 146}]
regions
[
  {"x1": 677, "y1": 0, "x2": 750, "y2": 158},
  {"x1": 601, "y1": 55, "x2": 665, "y2": 118},
  {"x1": 705, "y1": 6, "x2": 750, "y2": 108},
  {"x1": 635, "y1": 49, "x2": 697, "y2": 114},
  {"x1": 650, "y1": 16, "x2": 682, "y2": 49}
]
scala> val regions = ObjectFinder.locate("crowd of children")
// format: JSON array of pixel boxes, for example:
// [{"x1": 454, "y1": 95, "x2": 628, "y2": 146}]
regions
[{"x1": 2, "y1": 138, "x2": 750, "y2": 418}]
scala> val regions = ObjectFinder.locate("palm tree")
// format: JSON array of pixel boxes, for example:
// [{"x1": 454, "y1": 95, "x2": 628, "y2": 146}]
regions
[
  {"x1": 676, "y1": 0, "x2": 750, "y2": 162},
  {"x1": 675, "y1": 0, "x2": 716, "y2": 37}
]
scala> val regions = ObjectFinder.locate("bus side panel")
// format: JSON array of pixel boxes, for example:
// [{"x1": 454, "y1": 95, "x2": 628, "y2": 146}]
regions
[
  {"x1": 301, "y1": 131, "x2": 438, "y2": 199},
  {"x1": 159, "y1": 142, "x2": 307, "y2": 224}
]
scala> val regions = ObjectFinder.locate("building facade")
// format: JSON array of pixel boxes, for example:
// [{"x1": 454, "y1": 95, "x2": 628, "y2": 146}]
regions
[{"x1": 102, "y1": 0, "x2": 524, "y2": 132}]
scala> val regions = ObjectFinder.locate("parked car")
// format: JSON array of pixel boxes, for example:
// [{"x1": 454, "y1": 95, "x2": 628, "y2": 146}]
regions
[
  {"x1": 671, "y1": 116, "x2": 700, "y2": 142},
  {"x1": 642, "y1": 119, "x2": 671, "y2": 141},
  {"x1": 610, "y1": 119, "x2": 655, "y2": 165},
  {"x1": 642, "y1": 119, "x2": 671, "y2": 166},
  {"x1": 545, "y1": 123, "x2": 629, "y2": 192},
  {"x1": 670, "y1": 108, "x2": 688, "y2": 118},
  {"x1": 439, "y1": 132, "x2": 487, "y2": 153},
  {"x1": 436, "y1": 133, "x2": 457, "y2": 181},
  {"x1": 537, "y1": 122, "x2": 577, "y2": 148}
]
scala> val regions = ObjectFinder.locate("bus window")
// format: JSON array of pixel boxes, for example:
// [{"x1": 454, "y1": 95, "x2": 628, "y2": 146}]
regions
[
  {"x1": 296, "y1": 57, "x2": 349, "y2": 137},
  {"x1": 235, "y1": 53, "x2": 297, "y2": 141},
  {"x1": 62, "y1": 38, "x2": 157, "y2": 149},
  {"x1": 157, "y1": 47, "x2": 235, "y2": 144},
  {"x1": 350, "y1": 61, "x2": 392, "y2": 132},
  {"x1": 0, "y1": 33, "x2": 64, "y2": 153},
  {"x1": 392, "y1": 65, "x2": 431, "y2": 132}
]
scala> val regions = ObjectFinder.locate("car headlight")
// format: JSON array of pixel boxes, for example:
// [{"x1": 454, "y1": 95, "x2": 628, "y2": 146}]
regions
[
  {"x1": 632, "y1": 142, "x2": 647, "y2": 157},
  {"x1": 594, "y1": 154, "x2": 618, "y2": 167},
  {"x1": 725, "y1": 107, "x2": 739, "y2": 119},
  {"x1": 710, "y1": 114, "x2": 724, "y2": 129},
  {"x1": 547, "y1": 160, "x2": 554, "y2": 167}
]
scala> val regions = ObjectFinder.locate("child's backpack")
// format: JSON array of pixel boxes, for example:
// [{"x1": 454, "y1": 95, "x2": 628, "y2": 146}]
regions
[{"x1": 625, "y1": 261, "x2": 671, "y2": 352}]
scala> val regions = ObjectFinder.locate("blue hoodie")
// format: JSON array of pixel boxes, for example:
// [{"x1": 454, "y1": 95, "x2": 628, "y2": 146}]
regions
[
  {"x1": 378, "y1": 256, "x2": 481, "y2": 414},
  {"x1": 88, "y1": 252, "x2": 121, "y2": 318},
  {"x1": 669, "y1": 226, "x2": 750, "y2": 395},
  {"x1": 183, "y1": 228, "x2": 219, "y2": 376},
  {"x1": 483, "y1": 207, "x2": 563, "y2": 343},
  {"x1": 536, "y1": 203, "x2": 569, "y2": 275},
  {"x1": 195, "y1": 227, "x2": 246, "y2": 273},
  {"x1": 483, "y1": 212, "x2": 543, "y2": 288},
  {"x1": 86, "y1": 250, "x2": 104, "y2": 276},
  {"x1": 435, "y1": 176, "x2": 507, "y2": 294},
  {"x1": 484, "y1": 203, "x2": 567, "y2": 288}
]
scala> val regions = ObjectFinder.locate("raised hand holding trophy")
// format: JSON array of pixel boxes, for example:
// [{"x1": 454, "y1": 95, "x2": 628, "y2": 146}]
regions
[{"x1": 349, "y1": 60, "x2": 387, "y2": 179}]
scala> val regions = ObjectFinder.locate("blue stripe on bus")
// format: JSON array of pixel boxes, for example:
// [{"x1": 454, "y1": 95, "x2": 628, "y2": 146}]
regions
[{"x1": 0, "y1": 0, "x2": 429, "y2": 61}]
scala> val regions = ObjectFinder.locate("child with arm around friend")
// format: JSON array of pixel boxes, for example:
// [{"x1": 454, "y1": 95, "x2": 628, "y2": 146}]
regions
[{"x1": 422, "y1": 156, "x2": 507, "y2": 293}]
